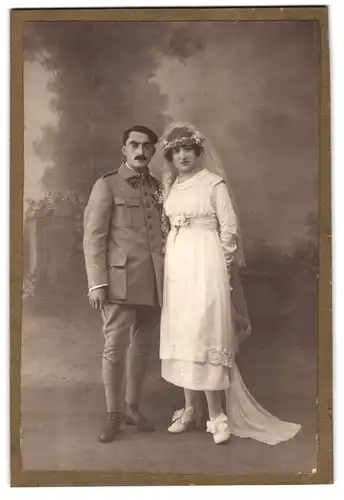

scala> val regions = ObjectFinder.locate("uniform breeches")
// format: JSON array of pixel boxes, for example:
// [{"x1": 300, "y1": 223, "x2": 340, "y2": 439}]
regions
[{"x1": 101, "y1": 303, "x2": 159, "y2": 411}]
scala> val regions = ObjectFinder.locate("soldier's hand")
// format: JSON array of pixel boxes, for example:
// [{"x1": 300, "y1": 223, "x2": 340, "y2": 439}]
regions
[{"x1": 88, "y1": 287, "x2": 107, "y2": 309}]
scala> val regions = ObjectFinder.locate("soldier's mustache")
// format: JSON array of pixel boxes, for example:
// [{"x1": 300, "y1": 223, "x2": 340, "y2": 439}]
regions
[{"x1": 135, "y1": 155, "x2": 147, "y2": 161}]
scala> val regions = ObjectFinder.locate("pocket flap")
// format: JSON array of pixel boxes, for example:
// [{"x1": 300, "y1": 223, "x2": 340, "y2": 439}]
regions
[
  {"x1": 114, "y1": 197, "x2": 140, "y2": 208},
  {"x1": 108, "y1": 251, "x2": 127, "y2": 267}
]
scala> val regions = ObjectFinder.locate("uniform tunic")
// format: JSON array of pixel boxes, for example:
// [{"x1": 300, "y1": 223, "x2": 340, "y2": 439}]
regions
[{"x1": 83, "y1": 163, "x2": 164, "y2": 306}]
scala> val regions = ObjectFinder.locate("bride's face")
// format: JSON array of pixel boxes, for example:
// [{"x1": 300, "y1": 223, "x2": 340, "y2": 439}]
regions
[{"x1": 172, "y1": 145, "x2": 199, "y2": 173}]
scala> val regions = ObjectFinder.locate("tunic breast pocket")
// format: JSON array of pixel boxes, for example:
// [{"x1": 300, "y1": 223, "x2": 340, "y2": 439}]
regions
[{"x1": 114, "y1": 197, "x2": 144, "y2": 228}]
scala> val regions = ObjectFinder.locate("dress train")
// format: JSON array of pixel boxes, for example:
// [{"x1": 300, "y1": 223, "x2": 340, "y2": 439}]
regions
[{"x1": 225, "y1": 363, "x2": 301, "y2": 445}]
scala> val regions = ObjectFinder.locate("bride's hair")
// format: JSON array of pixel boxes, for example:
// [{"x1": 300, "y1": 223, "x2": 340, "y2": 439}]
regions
[{"x1": 161, "y1": 126, "x2": 205, "y2": 162}]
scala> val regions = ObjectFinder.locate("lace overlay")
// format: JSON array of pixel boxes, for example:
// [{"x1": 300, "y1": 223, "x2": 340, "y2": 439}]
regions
[{"x1": 207, "y1": 348, "x2": 232, "y2": 368}]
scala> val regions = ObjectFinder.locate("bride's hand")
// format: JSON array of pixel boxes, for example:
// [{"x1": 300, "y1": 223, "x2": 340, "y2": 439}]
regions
[{"x1": 227, "y1": 265, "x2": 234, "y2": 291}]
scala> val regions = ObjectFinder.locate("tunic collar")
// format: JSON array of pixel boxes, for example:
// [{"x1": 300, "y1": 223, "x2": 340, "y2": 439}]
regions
[{"x1": 118, "y1": 163, "x2": 157, "y2": 188}]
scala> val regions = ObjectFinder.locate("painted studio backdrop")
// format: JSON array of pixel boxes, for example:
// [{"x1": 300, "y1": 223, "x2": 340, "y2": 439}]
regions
[{"x1": 21, "y1": 21, "x2": 319, "y2": 474}]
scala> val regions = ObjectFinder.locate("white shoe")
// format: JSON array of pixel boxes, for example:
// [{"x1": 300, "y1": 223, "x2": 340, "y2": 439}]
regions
[
  {"x1": 168, "y1": 407, "x2": 196, "y2": 433},
  {"x1": 206, "y1": 413, "x2": 231, "y2": 444}
]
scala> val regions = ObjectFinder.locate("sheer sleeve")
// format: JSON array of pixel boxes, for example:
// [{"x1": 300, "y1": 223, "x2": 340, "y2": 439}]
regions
[{"x1": 212, "y1": 180, "x2": 238, "y2": 270}]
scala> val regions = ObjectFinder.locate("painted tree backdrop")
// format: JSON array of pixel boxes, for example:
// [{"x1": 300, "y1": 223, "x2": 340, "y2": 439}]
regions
[{"x1": 23, "y1": 21, "x2": 319, "y2": 302}]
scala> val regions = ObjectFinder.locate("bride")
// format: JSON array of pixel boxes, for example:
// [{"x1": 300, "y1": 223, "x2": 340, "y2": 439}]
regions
[{"x1": 158, "y1": 122, "x2": 301, "y2": 445}]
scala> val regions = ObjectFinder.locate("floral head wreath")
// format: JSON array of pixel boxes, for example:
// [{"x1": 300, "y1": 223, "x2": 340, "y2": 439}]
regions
[{"x1": 160, "y1": 129, "x2": 205, "y2": 154}]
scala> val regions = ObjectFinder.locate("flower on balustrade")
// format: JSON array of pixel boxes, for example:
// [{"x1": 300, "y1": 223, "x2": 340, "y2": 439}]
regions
[{"x1": 22, "y1": 271, "x2": 38, "y2": 298}]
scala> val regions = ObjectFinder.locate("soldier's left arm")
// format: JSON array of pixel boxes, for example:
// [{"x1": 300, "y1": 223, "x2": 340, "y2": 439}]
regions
[{"x1": 83, "y1": 177, "x2": 113, "y2": 290}]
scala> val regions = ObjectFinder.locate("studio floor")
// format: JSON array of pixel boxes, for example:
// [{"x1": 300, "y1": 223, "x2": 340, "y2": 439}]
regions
[{"x1": 20, "y1": 280, "x2": 318, "y2": 477}]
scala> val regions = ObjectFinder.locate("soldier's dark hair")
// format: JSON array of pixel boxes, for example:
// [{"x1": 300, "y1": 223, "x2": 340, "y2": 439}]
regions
[
  {"x1": 164, "y1": 143, "x2": 203, "y2": 162},
  {"x1": 123, "y1": 125, "x2": 158, "y2": 146}
]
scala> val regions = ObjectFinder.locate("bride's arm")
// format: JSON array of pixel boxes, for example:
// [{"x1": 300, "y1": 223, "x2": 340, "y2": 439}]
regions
[{"x1": 212, "y1": 181, "x2": 238, "y2": 270}]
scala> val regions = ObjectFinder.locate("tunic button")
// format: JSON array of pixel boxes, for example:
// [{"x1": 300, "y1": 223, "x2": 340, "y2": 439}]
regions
[{"x1": 148, "y1": 224, "x2": 153, "y2": 230}]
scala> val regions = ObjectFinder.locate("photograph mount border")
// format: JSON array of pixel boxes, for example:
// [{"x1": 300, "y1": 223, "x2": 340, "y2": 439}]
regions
[{"x1": 10, "y1": 6, "x2": 332, "y2": 487}]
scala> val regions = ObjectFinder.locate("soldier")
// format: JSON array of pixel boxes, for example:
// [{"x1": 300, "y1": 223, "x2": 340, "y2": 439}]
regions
[{"x1": 83, "y1": 125, "x2": 164, "y2": 443}]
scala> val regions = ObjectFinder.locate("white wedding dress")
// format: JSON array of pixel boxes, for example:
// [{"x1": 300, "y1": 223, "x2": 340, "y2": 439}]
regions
[{"x1": 160, "y1": 168, "x2": 301, "y2": 445}]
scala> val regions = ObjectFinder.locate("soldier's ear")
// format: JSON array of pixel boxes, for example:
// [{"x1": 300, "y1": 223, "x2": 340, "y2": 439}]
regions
[
  {"x1": 121, "y1": 144, "x2": 126, "y2": 156},
  {"x1": 151, "y1": 146, "x2": 156, "y2": 157}
]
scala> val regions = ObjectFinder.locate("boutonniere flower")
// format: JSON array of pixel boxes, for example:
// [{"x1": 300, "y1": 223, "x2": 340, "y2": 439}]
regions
[{"x1": 151, "y1": 185, "x2": 164, "y2": 208}]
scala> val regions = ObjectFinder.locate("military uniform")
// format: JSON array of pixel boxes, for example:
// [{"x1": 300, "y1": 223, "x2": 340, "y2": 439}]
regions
[{"x1": 83, "y1": 163, "x2": 163, "y2": 416}]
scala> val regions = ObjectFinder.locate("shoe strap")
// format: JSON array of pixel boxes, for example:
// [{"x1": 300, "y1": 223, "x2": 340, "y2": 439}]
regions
[
  {"x1": 206, "y1": 413, "x2": 229, "y2": 433},
  {"x1": 171, "y1": 409, "x2": 185, "y2": 422},
  {"x1": 172, "y1": 407, "x2": 195, "y2": 423}
]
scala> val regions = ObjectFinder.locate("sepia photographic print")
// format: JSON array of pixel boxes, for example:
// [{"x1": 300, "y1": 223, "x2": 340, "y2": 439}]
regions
[{"x1": 10, "y1": 6, "x2": 332, "y2": 487}]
